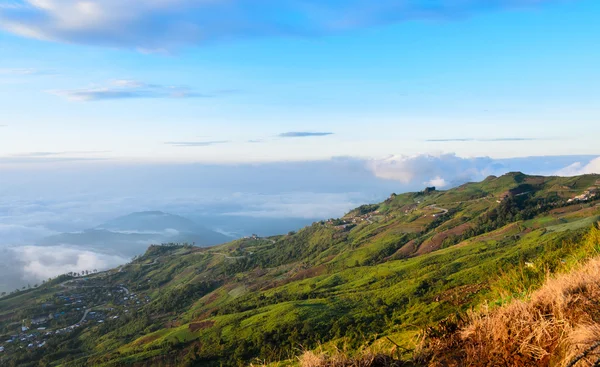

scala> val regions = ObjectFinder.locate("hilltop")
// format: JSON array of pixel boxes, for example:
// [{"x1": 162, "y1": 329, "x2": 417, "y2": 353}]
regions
[{"x1": 1, "y1": 173, "x2": 599, "y2": 367}]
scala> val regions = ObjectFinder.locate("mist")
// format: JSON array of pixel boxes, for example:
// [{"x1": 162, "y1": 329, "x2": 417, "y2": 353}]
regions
[{"x1": 0, "y1": 154, "x2": 597, "y2": 293}]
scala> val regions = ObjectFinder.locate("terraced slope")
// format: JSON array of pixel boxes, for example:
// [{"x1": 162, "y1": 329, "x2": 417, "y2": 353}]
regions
[{"x1": 1, "y1": 173, "x2": 599, "y2": 367}]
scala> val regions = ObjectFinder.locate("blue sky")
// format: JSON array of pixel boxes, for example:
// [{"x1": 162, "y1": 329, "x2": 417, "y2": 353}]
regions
[
  {"x1": 1, "y1": 0, "x2": 600, "y2": 288},
  {"x1": 0, "y1": 0, "x2": 599, "y2": 163}
]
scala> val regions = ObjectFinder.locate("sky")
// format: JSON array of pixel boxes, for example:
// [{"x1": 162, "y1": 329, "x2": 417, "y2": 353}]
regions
[
  {"x1": 0, "y1": 0, "x2": 598, "y2": 164},
  {"x1": 0, "y1": 0, "x2": 600, "y2": 291}
]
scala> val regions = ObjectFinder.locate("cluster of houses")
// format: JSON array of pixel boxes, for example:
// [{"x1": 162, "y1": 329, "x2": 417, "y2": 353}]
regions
[
  {"x1": 2, "y1": 307, "x2": 101, "y2": 354},
  {"x1": 52, "y1": 322, "x2": 82, "y2": 335},
  {"x1": 30, "y1": 314, "x2": 52, "y2": 326},
  {"x1": 567, "y1": 187, "x2": 599, "y2": 203},
  {"x1": 116, "y1": 290, "x2": 150, "y2": 308},
  {"x1": 348, "y1": 211, "x2": 379, "y2": 224},
  {"x1": 323, "y1": 211, "x2": 383, "y2": 230},
  {"x1": 58, "y1": 292, "x2": 86, "y2": 308},
  {"x1": 0, "y1": 282, "x2": 153, "y2": 358},
  {"x1": 87, "y1": 311, "x2": 107, "y2": 322},
  {"x1": 3, "y1": 329, "x2": 50, "y2": 351}
]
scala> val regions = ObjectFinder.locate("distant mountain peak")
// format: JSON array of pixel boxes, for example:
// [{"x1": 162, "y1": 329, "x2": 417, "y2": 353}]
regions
[
  {"x1": 39, "y1": 211, "x2": 231, "y2": 256},
  {"x1": 99, "y1": 211, "x2": 197, "y2": 231},
  {"x1": 120, "y1": 211, "x2": 169, "y2": 217}
]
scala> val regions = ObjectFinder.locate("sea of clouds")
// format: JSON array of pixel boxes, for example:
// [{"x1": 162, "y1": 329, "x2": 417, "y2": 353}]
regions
[{"x1": 0, "y1": 154, "x2": 598, "y2": 293}]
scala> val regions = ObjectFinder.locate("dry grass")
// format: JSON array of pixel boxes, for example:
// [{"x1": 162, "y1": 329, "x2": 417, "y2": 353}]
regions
[
  {"x1": 261, "y1": 226, "x2": 600, "y2": 367},
  {"x1": 420, "y1": 227, "x2": 600, "y2": 367},
  {"x1": 298, "y1": 348, "x2": 406, "y2": 367},
  {"x1": 248, "y1": 347, "x2": 408, "y2": 367}
]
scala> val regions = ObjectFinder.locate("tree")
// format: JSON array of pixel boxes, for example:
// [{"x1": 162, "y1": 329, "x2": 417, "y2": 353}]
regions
[{"x1": 1, "y1": 292, "x2": 6, "y2": 297}]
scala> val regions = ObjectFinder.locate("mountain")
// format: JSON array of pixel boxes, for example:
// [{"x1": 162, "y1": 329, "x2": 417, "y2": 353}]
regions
[
  {"x1": 98, "y1": 211, "x2": 203, "y2": 233},
  {"x1": 39, "y1": 211, "x2": 231, "y2": 256},
  {"x1": 2, "y1": 173, "x2": 599, "y2": 367}
]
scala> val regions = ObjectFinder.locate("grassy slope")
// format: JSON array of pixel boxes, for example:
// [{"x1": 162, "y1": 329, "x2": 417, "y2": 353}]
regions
[
  {"x1": 418, "y1": 226, "x2": 600, "y2": 367},
  {"x1": 1, "y1": 173, "x2": 599, "y2": 367}
]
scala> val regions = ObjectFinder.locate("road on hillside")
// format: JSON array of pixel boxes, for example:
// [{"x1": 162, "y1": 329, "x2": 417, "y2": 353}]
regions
[
  {"x1": 428, "y1": 205, "x2": 449, "y2": 215},
  {"x1": 140, "y1": 258, "x2": 159, "y2": 266},
  {"x1": 47, "y1": 308, "x2": 91, "y2": 332},
  {"x1": 210, "y1": 252, "x2": 246, "y2": 259},
  {"x1": 76, "y1": 308, "x2": 90, "y2": 325}
]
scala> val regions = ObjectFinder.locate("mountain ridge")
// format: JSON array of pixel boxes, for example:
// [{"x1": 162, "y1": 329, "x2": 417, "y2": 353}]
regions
[
  {"x1": 98, "y1": 211, "x2": 201, "y2": 233},
  {"x1": 1, "y1": 172, "x2": 599, "y2": 366}
]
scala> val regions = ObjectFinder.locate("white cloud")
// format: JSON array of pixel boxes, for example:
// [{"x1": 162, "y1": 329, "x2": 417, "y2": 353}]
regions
[
  {"x1": 367, "y1": 153, "x2": 494, "y2": 185},
  {"x1": 426, "y1": 176, "x2": 448, "y2": 188},
  {"x1": 366, "y1": 154, "x2": 600, "y2": 187},
  {"x1": 0, "y1": 0, "x2": 563, "y2": 49},
  {"x1": 50, "y1": 79, "x2": 207, "y2": 101},
  {"x1": 11, "y1": 245, "x2": 128, "y2": 280},
  {"x1": 555, "y1": 157, "x2": 600, "y2": 176}
]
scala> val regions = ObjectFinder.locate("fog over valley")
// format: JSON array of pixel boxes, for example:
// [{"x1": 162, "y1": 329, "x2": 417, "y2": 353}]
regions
[{"x1": 1, "y1": 154, "x2": 598, "y2": 292}]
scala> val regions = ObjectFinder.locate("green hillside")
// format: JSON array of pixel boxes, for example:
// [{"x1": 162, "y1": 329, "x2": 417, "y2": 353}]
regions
[{"x1": 2, "y1": 173, "x2": 599, "y2": 367}]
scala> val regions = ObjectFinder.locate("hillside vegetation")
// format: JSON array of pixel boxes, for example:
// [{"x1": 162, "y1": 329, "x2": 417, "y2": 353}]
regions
[
  {"x1": 422, "y1": 226, "x2": 600, "y2": 367},
  {"x1": 294, "y1": 226, "x2": 600, "y2": 367},
  {"x1": 1, "y1": 173, "x2": 599, "y2": 367}
]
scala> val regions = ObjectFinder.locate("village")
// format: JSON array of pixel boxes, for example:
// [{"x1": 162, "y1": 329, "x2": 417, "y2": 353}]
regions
[
  {"x1": 567, "y1": 185, "x2": 599, "y2": 203},
  {"x1": 0, "y1": 276, "x2": 151, "y2": 357}
]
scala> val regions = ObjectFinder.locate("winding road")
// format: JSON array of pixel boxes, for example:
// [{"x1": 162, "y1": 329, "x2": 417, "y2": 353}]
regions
[
  {"x1": 76, "y1": 309, "x2": 91, "y2": 325},
  {"x1": 210, "y1": 252, "x2": 246, "y2": 259},
  {"x1": 428, "y1": 205, "x2": 449, "y2": 215}
]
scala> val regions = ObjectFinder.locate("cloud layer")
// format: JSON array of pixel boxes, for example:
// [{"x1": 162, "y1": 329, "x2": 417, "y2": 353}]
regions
[
  {"x1": 13, "y1": 245, "x2": 128, "y2": 281},
  {"x1": 51, "y1": 79, "x2": 206, "y2": 101},
  {"x1": 0, "y1": 151, "x2": 110, "y2": 164},
  {"x1": 426, "y1": 137, "x2": 538, "y2": 142},
  {"x1": 0, "y1": 245, "x2": 128, "y2": 292},
  {"x1": 278, "y1": 132, "x2": 334, "y2": 138},
  {"x1": 165, "y1": 141, "x2": 229, "y2": 147},
  {"x1": 0, "y1": 153, "x2": 597, "y2": 291},
  {"x1": 367, "y1": 154, "x2": 495, "y2": 184},
  {"x1": 555, "y1": 157, "x2": 600, "y2": 176},
  {"x1": 366, "y1": 153, "x2": 600, "y2": 185},
  {"x1": 0, "y1": 0, "x2": 563, "y2": 49}
]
